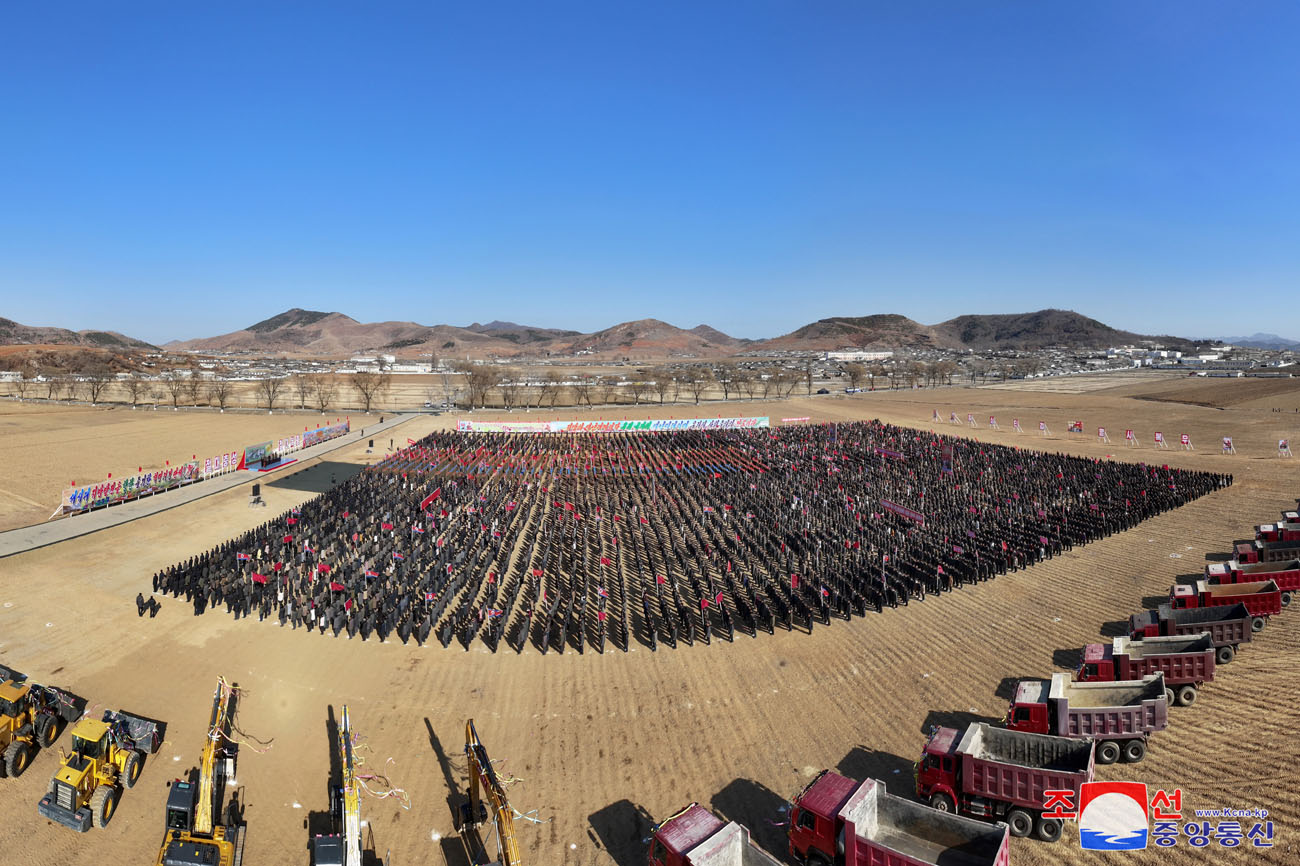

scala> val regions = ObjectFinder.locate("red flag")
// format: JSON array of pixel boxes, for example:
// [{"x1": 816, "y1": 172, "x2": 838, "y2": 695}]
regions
[
  {"x1": 715, "y1": 591, "x2": 723, "y2": 605},
  {"x1": 329, "y1": 581, "x2": 344, "y2": 591},
  {"x1": 286, "y1": 517, "x2": 297, "y2": 525},
  {"x1": 533, "y1": 568, "x2": 543, "y2": 577},
  {"x1": 272, "y1": 562, "x2": 283, "y2": 572},
  {"x1": 381, "y1": 522, "x2": 393, "y2": 530},
  {"x1": 282, "y1": 535, "x2": 293, "y2": 543},
  {"x1": 599, "y1": 557, "x2": 611, "y2": 566},
  {"x1": 597, "y1": 610, "x2": 607, "y2": 621},
  {"x1": 656, "y1": 574, "x2": 666, "y2": 584},
  {"x1": 318, "y1": 563, "x2": 331, "y2": 573},
  {"x1": 791, "y1": 574, "x2": 800, "y2": 589},
  {"x1": 345, "y1": 598, "x2": 354, "y2": 611},
  {"x1": 700, "y1": 597, "x2": 710, "y2": 609},
  {"x1": 420, "y1": 488, "x2": 441, "y2": 509},
  {"x1": 251, "y1": 573, "x2": 267, "y2": 584}
]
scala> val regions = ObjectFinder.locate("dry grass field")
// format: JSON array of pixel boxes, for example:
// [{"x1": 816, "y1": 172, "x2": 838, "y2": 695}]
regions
[{"x1": 0, "y1": 377, "x2": 1296, "y2": 866}]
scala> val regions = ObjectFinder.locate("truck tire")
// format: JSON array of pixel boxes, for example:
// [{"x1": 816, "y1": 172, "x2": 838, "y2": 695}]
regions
[
  {"x1": 3, "y1": 741, "x2": 30, "y2": 778},
  {"x1": 1177, "y1": 685, "x2": 1198, "y2": 707},
  {"x1": 1096, "y1": 741, "x2": 1121, "y2": 764},
  {"x1": 1123, "y1": 739, "x2": 1147, "y2": 763},
  {"x1": 1007, "y1": 808, "x2": 1033, "y2": 838},
  {"x1": 1282, "y1": 591, "x2": 1292, "y2": 607},
  {"x1": 1035, "y1": 815, "x2": 1064, "y2": 843},
  {"x1": 35, "y1": 713, "x2": 59, "y2": 748},
  {"x1": 90, "y1": 785, "x2": 116, "y2": 828},
  {"x1": 1251, "y1": 616, "x2": 1265, "y2": 633},
  {"x1": 1217, "y1": 645, "x2": 1235, "y2": 665},
  {"x1": 928, "y1": 793, "x2": 956, "y2": 813},
  {"x1": 1164, "y1": 687, "x2": 1175, "y2": 707},
  {"x1": 122, "y1": 750, "x2": 143, "y2": 789}
]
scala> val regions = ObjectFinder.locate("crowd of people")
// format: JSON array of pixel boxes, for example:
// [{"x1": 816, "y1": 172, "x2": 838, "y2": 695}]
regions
[{"x1": 151, "y1": 421, "x2": 1231, "y2": 654}]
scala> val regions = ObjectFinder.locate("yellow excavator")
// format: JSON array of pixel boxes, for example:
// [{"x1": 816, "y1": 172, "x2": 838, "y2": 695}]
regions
[
  {"x1": 456, "y1": 719, "x2": 521, "y2": 866},
  {"x1": 311, "y1": 705, "x2": 362, "y2": 866},
  {"x1": 154, "y1": 678, "x2": 246, "y2": 866}
]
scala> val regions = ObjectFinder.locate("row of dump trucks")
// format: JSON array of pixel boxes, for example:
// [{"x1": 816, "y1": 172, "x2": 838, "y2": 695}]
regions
[{"x1": 649, "y1": 503, "x2": 1292, "y2": 865}]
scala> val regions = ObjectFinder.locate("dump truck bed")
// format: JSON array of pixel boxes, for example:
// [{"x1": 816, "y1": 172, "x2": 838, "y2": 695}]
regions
[
  {"x1": 685, "y1": 821, "x2": 783, "y2": 866},
  {"x1": 957, "y1": 723, "x2": 1093, "y2": 810},
  {"x1": 1130, "y1": 604, "x2": 1252, "y2": 648},
  {"x1": 1049, "y1": 672, "x2": 1165, "y2": 709},
  {"x1": 840, "y1": 778, "x2": 1009, "y2": 866}
]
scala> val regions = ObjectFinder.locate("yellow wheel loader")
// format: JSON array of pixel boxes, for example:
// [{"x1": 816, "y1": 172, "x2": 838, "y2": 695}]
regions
[
  {"x1": 37, "y1": 709, "x2": 161, "y2": 832},
  {"x1": 0, "y1": 668, "x2": 79, "y2": 780}
]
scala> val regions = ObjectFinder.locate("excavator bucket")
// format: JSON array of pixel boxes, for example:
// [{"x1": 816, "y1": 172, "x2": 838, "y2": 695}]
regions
[{"x1": 103, "y1": 710, "x2": 163, "y2": 754}]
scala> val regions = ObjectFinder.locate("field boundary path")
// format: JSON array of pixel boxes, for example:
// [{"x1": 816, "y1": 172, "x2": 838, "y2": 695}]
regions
[{"x1": 0, "y1": 413, "x2": 417, "y2": 558}]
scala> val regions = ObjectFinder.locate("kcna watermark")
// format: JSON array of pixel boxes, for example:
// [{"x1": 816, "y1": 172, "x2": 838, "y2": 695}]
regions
[{"x1": 1042, "y1": 782, "x2": 1275, "y2": 851}]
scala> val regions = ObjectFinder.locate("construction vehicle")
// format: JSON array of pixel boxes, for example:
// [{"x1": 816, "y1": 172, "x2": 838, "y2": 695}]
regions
[
  {"x1": 1169, "y1": 579, "x2": 1282, "y2": 627},
  {"x1": 457, "y1": 719, "x2": 521, "y2": 866},
  {"x1": 37, "y1": 709, "x2": 160, "y2": 831},
  {"x1": 1076, "y1": 634, "x2": 1216, "y2": 706},
  {"x1": 1207, "y1": 559, "x2": 1300, "y2": 606},
  {"x1": 1255, "y1": 521, "x2": 1300, "y2": 542},
  {"x1": 0, "y1": 667, "x2": 79, "y2": 779},
  {"x1": 789, "y1": 772, "x2": 1009, "y2": 866},
  {"x1": 1130, "y1": 603, "x2": 1252, "y2": 663},
  {"x1": 649, "y1": 803, "x2": 784, "y2": 866},
  {"x1": 1005, "y1": 672, "x2": 1168, "y2": 764},
  {"x1": 1232, "y1": 538, "x2": 1300, "y2": 564},
  {"x1": 312, "y1": 706, "x2": 361, "y2": 866},
  {"x1": 915, "y1": 722, "x2": 1094, "y2": 843},
  {"x1": 154, "y1": 678, "x2": 246, "y2": 866}
]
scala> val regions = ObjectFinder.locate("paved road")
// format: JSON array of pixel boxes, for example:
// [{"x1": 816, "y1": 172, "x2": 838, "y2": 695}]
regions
[{"x1": 0, "y1": 413, "x2": 417, "y2": 558}]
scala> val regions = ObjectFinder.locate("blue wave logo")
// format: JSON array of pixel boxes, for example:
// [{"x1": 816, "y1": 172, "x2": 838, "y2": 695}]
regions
[
  {"x1": 1079, "y1": 785, "x2": 1149, "y2": 851},
  {"x1": 1080, "y1": 828, "x2": 1149, "y2": 851}
]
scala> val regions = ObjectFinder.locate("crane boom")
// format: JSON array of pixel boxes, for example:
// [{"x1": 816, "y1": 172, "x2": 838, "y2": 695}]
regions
[
  {"x1": 465, "y1": 719, "x2": 521, "y2": 866},
  {"x1": 339, "y1": 706, "x2": 362, "y2": 866},
  {"x1": 195, "y1": 678, "x2": 234, "y2": 835}
]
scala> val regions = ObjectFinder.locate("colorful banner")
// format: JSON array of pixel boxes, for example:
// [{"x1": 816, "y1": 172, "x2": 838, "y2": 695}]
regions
[
  {"x1": 62, "y1": 462, "x2": 200, "y2": 512},
  {"x1": 302, "y1": 420, "x2": 350, "y2": 447},
  {"x1": 781, "y1": 417, "x2": 811, "y2": 423},
  {"x1": 456, "y1": 417, "x2": 770, "y2": 434},
  {"x1": 243, "y1": 440, "x2": 274, "y2": 466},
  {"x1": 201, "y1": 450, "x2": 242, "y2": 478}
]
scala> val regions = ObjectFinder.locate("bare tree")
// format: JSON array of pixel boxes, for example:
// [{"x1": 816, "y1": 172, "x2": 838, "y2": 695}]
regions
[
  {"x1": 182, "y1": 373, "x2": 204, "y2": 407},
  {"x1": 42, "y1": 377, "x2": 62, "y2": 400},
  {"x1": 293, "y1": 373, "x2": 313, "y2": 409},
  {"x1": 122, "y1": 375, "x2": 147, "y2": 407},
  {"x1": 684, "y1": 368, "x2": 711, "y2": 405},
  {"x1": 257, "y1": 375, "x2": 286, "y2": 412},
  {"x1": 207, "y1": 379, "x2": 234, "y2": 411},
  {"x1": 735, "y1": 368, "x2": 757, "y2": 400},
  {"x1": 499, "y1": 368, "x2": 525, "y2": 410},
  {"x1": 714, "y1": 363, "x2": 738, "y2": 400},
  {"x1": 540, "y1": 369, "x2": 566, "y2": 408},
  {"x1": 843, "y1": 363, "x2": 865, "y2": 391},
  {"x1": 313, "y1": 377, "x2": 338, "y2": 413},
  {"x1": 804, "y1": 358, "x2": 814, "y2": 396},
  {"x1": 594, "y1": 376, "x2": 618, "y2": 406},
  {"x1": 350, "y1": 370, "x2": 389, "y2": 413},
  {"x1": 12, "y1": 375, "x2": 30, "y2": 400},
  {"x1": 571, "y1": 375, "x2": 593, "y2": 408},
  {"x1": 81, "y1": 365, "x2": 113, "y2": 405},
  {"x1": 163, "y1": 372, "x2": 186, "y2": 407},
  {"x1": 628, "y1": 378, "x2": 651, "y2": 406},
  {"x1": 651, "y1": 368, "x2": 673, "y2": 404}
]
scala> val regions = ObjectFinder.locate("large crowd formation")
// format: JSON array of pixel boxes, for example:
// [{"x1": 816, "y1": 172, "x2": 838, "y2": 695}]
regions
[{"x1": 151, "y1": 421, "x2": 1231, "y2": 654}]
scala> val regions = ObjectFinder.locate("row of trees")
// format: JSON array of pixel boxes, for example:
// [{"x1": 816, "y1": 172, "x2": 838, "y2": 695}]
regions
[
  {"x1": 451, "y1": 362, "x2": 807, "y2": 409},
  {"x1": 8, "y1": 370, "x2": 393, "y2": 413}
]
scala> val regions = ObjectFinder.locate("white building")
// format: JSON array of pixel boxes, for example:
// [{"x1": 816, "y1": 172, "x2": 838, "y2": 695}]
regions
[{"x1": 826, "y1": 350, "x2": 894, "y2": 362}]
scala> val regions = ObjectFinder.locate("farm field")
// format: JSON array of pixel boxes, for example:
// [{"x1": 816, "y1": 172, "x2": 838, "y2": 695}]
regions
[{"x1": 0, "y1": 377, "x2": 1295, "y2": 866}]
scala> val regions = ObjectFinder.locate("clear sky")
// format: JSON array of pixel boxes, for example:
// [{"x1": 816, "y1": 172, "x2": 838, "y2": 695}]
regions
[{"x1": 2, "y1": 2, "x2": 1297, "y2": 344}]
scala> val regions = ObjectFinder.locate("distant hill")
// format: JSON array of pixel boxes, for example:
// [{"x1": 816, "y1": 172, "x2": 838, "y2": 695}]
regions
[
  {"x1": 762, "y1": 309, "x2": 1200, "y2": 352},
  {"x1": 0, "y1": 316, "x2": 154, "y2": 350},
  {"x1": 169, "y1": 309, "x2": 741, "y2": 358},
  {"x1": 1223, "y1": 333, "x2": 1300, "y2": 350}
]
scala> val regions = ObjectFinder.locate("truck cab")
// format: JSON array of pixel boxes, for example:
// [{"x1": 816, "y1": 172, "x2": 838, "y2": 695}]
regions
[
  {"x1": 788, "y1": 770, "x2": 859, "y2": 864},
  {"x1": 914, "y1": 726, "x2": 961, "y2": 811},
  {"x1": 1004, "y1": 681, "x2": 1050, "y2": 733},
  {"x1": 1076, "y1": 643, "x2": 1113, "y2": 682},
  {"x1": 649, "y1": 804, "x2": 724, "y2": 866},
  {"x1": 1235, "y1": 542, "x2": 1260, "y2": 564},
  {"x1": 1169, "y1": 584, "x2": 1199, "y2": 609}
]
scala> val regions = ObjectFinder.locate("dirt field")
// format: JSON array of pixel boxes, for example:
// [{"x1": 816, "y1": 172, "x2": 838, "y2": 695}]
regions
[{"x1": 0, "y1": 380, "x2": 1296, "y2": 866}]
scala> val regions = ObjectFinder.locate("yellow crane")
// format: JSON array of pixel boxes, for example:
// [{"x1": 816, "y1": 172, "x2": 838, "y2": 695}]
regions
[
  {"x1": 154, "y1": 678, "x2": 246, "y2": 866},
  {"x1": 458, "y1": 719, "x2": 521, "y2": 866},
  {"x1": 312, "y1": 705, "x2": 363, "y2": 866}
]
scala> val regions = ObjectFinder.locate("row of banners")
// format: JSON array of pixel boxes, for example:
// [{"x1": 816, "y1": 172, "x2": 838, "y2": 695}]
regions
[
  {"x1": 939, "y1": 410, "x2": 1282, "y2": 454},
  {"x1": 456, "y1": 417, "x2": 770, "y2": 434},
  {"x1": 63, "y1": 420, "x2": 353, "y2": 515}
]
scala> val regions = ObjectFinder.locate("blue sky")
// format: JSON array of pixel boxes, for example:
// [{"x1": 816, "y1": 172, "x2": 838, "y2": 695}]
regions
[{"x1": 2, "y1": 2, "x2": 1297, "y2": 344}]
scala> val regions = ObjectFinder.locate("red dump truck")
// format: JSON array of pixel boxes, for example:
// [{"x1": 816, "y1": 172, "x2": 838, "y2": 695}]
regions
[
  {"x1": 1255, "y1": 522, "x2": 1300, "y2": 542},
  {"x1": 649, "y1": 804, "x2": 783, "y2": 866},
  {"x1": 1233, "y1": 539, "x2": 1300, "y2": 564},
  {"x1": 1076, "y1": 635, "x2": 1215, "y2": 706},
  {"x1": 789, "y1": 772, "x2": 1009, "y2": 866},
  {"x1": 1005, "y1": 672, "x2": 1167, "y2": 765},
  {"x1": 915, "y1": 722, "x2": 1094, "y2": 844},
  {"x1": 1207, "y1": 560, "x2": 1299, "y2": 607},
  {"x1": 1170, "y1": 579, "x2": 1282, "y2": 625},
  {"x1": 1129, "y1": 602, "x2": 1253, "y2": 663}
]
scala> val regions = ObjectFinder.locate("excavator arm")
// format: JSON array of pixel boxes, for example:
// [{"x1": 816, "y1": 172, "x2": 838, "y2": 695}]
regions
[
  {"x1": 464, "y1": 719, "x2": 521, "y2": 866},
  {"x1": 195, "y1": 679, "x2": 234, "y2": 835},
  {"x1": 338, "y1": 706, "x2": 362, "y2": 866}
]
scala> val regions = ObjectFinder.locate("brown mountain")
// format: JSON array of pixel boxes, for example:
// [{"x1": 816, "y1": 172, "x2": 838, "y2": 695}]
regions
[
  {"x1": 688, "y1": 324, "x2": 745, "y2": 346},
  {"x1": 0, "y1": 316, "x2": 154, "y2": 350},
  {"x1": 556, "y1": 319, "x2": 738, "y2": 357},
  {"x1": 759, "y1": 314, "x2": 950, "y2": 351},
  {"x1": 763, "y1": 309, "x2": 1199, "y2": 352},
  {"x1": 465, "y1": 320, "x2": 582, "y2": 345}
]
